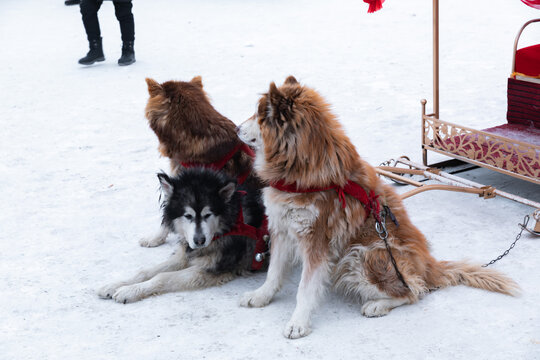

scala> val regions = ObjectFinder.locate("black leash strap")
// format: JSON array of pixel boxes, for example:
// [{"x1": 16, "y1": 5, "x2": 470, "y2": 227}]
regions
[{"x1": 375, "y1": 206, "x2": 409, "y2": 290}]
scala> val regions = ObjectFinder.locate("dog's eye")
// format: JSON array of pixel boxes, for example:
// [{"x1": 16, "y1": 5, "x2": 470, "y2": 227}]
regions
[
  {"x1": 203, "y1": 214, "x2": 212, "y2": 220},
  {"x1": 184, "y1": 214, "x2": 193, "y2": 220}
]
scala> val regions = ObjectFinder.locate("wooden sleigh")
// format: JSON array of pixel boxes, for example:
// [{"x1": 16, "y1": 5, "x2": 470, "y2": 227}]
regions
[{"x1": 376, "y1": 0, "x2": 540, "y2": 234}]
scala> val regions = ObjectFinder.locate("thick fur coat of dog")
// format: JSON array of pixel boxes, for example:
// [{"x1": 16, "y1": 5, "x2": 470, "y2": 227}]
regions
[
  {"x1": 238, "y1": 76, "x2": 519, "y2": 339},
  {"x1": 98, "y1": 168, "x2": 266, "y2": 303},
  {"x1": 141, "y1": 76, "x2": 260, "y2": 247}
]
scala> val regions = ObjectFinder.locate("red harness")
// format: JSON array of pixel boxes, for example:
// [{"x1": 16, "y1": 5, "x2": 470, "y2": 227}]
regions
[
  {"x1": 271, "y1": 179, "x2": 410, "y2": 289},
  {"x1": 212, "y1": 192, "x2": 269, "y2": 271},
  {"x1": 181, "y1": 143, "x2": 255, "y2": 185},
  {"x1": 271, "y1": 179, "x2": 382, "y2": 222}
]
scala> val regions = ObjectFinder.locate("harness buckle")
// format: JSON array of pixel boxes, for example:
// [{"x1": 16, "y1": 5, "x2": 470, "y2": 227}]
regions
[
  {"x1": 375, "y1": 215, "x2": 388, "y2": 240},
  {"x1": 255, "y1": 235, "x2": 271, "y2": 263}
]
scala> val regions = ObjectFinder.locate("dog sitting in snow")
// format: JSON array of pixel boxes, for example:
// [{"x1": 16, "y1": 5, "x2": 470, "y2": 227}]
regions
[
  {"x1": 141, "y1": 76, "x2": 260, "y2": 247},
  {"x1": 237, "y1": 76, "x2": 519, "y2": 339},
  {"x1": 98, "y1": 167, "x2": 267, "y2": 303}
]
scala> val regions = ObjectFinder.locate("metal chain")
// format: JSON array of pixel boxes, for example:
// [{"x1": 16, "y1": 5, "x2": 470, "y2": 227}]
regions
[
  {"x1": 482, "y1": 215, "x2": 530, "y2": 267},
  {"x1": 379, "y1": 158, "x2": 396, "y2": 167}
]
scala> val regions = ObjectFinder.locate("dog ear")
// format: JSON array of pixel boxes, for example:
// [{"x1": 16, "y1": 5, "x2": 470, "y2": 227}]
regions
[
  {"x1": 268, "y1": 82, "x2": 283, "y2": 105},
  {"x1": 218, "y1": 182, "x2": 236, "y2": 202},
  {"x1": 190, "y1": 76, "x2": 204, "y2": 89},
  {"x1": 146, "y1": 78, "x2": 164, "y2": 97},
  {"x1": 284, "y1": 75, "x2": 298, "y2": 85},
  {"x1": 267, "y1": 82, "x2": 292, "y2": 124},
  {"x1": 267, "y1": 82, "x2": 283, "y2": 120},
  {"x1": 157, "y1": 173, "x2": 174, "y2": 198}
]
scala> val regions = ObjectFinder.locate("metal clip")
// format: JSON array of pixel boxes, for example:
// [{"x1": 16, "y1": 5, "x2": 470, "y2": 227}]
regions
[
  {"x1": 375, "y1": 216, "x2": 388, "y2": 240},
  {"x1": 255, "y1": 252, "x2": 267, "y2": 262},
  {"x1": 255, "y1": 235, "x2": 271, "y2": 262}
]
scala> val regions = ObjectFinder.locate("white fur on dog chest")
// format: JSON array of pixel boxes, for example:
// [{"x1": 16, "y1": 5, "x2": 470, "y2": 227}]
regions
[{"x1": 263, "y1": 188, "x2": 319, "y2": 237}]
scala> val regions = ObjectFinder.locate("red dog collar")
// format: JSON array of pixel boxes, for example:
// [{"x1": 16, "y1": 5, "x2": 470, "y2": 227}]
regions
[
  {"x1": 271, "y1": 179, "x2": 382, "y2": 222},
  {"x1": 181, "y1": 143, "x2": 255, "y2": 185},
  {"x1": 271, "y1": 180, "x2": 408, "y2": 289}
]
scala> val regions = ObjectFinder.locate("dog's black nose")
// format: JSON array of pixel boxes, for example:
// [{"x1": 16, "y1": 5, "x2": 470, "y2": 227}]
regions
[{"x1": 193, "y1": 234, "x2": 206, "y2": 247}]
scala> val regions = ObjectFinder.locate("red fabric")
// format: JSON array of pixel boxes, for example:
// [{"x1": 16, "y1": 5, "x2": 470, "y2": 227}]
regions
[
  {"x1": 364, "y1": 0, "x2": 385, "y2": 13},
  {"x1": 271, "y1": 180, "x2": 382, "y2": 222},
  {"x1": 521, "y1": 0, "x2": 540, "y2": 10},
  {"x1": 515, "y1": 44, "x2": 540, "y2": 77},
  {"x1": 213, "y1": 198, "x2": 269, "y2": 271},
  {"x1": 181, "y1": 142, "x2": 255, "y2": 184},
  {"x1": 507, "y1": 78, "x2": 540, "y2": 129}
]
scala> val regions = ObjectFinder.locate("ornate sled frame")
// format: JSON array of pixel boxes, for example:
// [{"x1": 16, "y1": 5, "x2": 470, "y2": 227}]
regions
[
  {"x1": 377, "y1": 0, "x2": 540, "y2": 232},
  {"x1": 421, "y1": 11, "x2": 540, "y2": 185},
  {"x1": 421, "y1": 102, "x2": 540, "y2": 184}
]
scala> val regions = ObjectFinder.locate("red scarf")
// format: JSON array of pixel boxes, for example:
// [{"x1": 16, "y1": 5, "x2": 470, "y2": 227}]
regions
[
  {"x1": 364, "y1": 0, "x2": 384, "y2": 13},
  {"x1": 271, "y1": 179, "x2": 382, "y2": 222},
  {"x1": 181, "y1": 143, "x2": 255, "y2": 185},
  {"x1": 212, "y1": 192, "x2": 269, "y2": 271}
]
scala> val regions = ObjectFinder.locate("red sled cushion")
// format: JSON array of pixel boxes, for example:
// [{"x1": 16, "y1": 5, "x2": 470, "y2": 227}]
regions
[{"x1": 515, "y1": 44, "x2": 540, "y2": 77}]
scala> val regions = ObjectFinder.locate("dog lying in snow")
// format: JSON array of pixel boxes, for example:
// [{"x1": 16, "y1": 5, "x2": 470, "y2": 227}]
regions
[
  {"x1": 141, "y1": 76, "x2": 260, "y2": 248},
  {"x1": 237, "y1": 76, "x2": 519, "y2": 339},
  {"x1": 98, "y1": 167, "x2": 267, "y2": 303}
]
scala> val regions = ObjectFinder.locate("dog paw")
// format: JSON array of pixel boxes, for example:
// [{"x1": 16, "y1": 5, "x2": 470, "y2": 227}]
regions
[
  {"x1": 283, "y1": 321, "x2": 311, "y2": 339},
  {"x1": 139, "y1": 236, "x2": 165, "y2": 248},
  {"x1": 361, "y1": 300, "x2": 391, "y2": 317},
  {"x1": 97, "y1": 283, "x2": 122, "y2": 299},
  {"x1": 112, "y1": 285, "x2": 144, "y2": 304},
  {"x1": 239, "y1": 290, "x2": 272, "y2": 308}
]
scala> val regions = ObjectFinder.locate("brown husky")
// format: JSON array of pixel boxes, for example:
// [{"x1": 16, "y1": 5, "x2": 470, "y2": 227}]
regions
[{"x1": 237, "y1": 76, "x2": 519, "y2": 339}]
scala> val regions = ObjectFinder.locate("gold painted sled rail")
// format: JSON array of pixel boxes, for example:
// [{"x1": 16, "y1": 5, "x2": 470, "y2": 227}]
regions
[{"x1": 376, "y1": 157, "x2": 540, "y2": 233}]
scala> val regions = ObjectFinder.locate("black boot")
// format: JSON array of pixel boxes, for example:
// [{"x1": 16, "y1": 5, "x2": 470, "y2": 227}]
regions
[
  {"x1": 118, "y1": 41, "x2": 136, "y2": 66},
  {"x1": 78, "y1": 38, "x2": 105, "y2": 65}
]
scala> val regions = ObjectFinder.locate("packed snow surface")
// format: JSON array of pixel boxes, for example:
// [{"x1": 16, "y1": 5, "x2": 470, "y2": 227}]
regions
[{"x1": 1, "y1": 0, "x2": 539, "y2": 359}]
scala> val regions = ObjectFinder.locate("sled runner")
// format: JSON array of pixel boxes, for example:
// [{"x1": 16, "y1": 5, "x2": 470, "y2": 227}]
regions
[{"x1": 374, "y1": 0, "x2": 540, "y2": 234}]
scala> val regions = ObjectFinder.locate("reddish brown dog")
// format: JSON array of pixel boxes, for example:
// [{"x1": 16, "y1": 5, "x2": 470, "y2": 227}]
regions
[
  {"x1": 145, "y1": 76, "x2": 255, "y2": 179},
  {"x1": 238, "y1": 76, "x2": 519, "y2": 339}
]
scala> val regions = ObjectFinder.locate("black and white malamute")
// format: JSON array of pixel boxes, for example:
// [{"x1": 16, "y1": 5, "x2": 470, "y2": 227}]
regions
[{"x1": 98, "y1": 167, "x2": 267, "y2": 303}]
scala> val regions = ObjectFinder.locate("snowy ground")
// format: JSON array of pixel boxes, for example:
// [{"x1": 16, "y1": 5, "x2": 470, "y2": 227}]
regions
[{"x1": 1, "y1": 0, "x2": 539, "y2": 359}]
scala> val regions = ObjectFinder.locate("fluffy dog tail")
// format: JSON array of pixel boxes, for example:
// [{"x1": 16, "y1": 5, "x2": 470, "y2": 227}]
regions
[{"x1": 432, "y1": 261, "x2": 520, "y2": 296}]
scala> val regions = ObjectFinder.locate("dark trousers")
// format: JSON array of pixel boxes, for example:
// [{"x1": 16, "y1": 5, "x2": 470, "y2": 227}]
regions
[{"x1": 80, "y1": 0, "x2": 134, "y2": 42}]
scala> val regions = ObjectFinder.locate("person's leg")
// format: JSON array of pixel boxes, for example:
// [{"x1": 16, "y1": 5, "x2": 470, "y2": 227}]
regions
[
  {"x1": 113, "y1": 1, "x2": 136, "y2": 65},
  {"x1": 80, "y1": 0, "x2": 103, "y2": 41},
  {"x1": 113, "y1": 1, "x2": 134, "y2": 42},
  {"x1": 78, "y1": 0, "x2": 105, "y2": 64},
  {"x1": 113, "y1": 1, "x2": 135, "y2": 66}
]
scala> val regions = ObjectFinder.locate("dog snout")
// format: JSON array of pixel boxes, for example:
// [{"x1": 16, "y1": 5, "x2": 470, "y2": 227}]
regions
[
  {"x1": 193, "y1": 233, "x2": 206, "y2": 247},
  {"x1": 237, "y1": 117, "x2": 258, "y2": 146}
]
